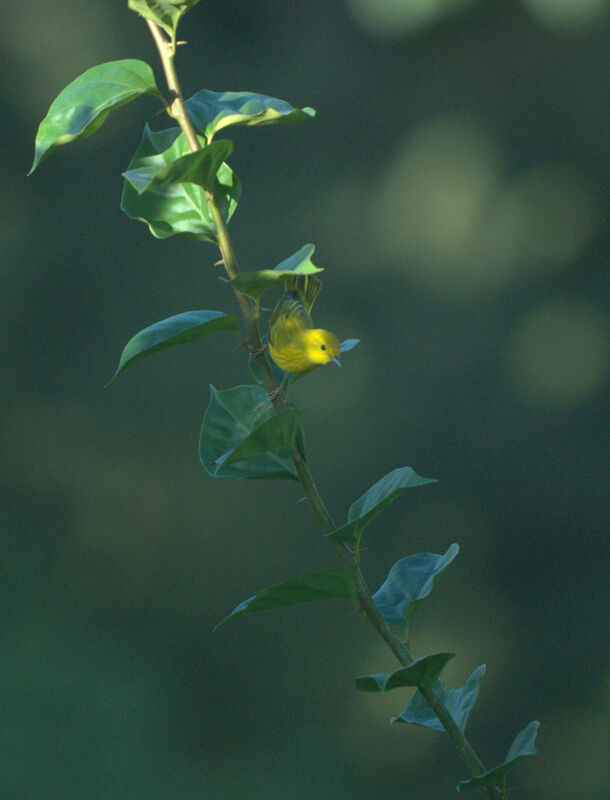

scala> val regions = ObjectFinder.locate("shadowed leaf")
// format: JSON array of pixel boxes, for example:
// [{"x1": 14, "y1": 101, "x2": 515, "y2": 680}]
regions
[
  {"x1": 229, "y1": 244, "x2": 323, "y2": 301},
  {"x1": 200, "y1": 384, "x2": 300, "y2": 480},
  {"x1": 329, "y1": 467, "x2": 437, "y2": 548},
  {"x1": 108, "y1": 310, "x2": 238, "y2": 382},
  {"x1": 457, "y1": 721, "x2": 540, "y2": 791},
  {"x1": 355, "y1": 653, "x2": 455, "y2": 693},
  {"x1": 372, "y1": 544, "x2": 459, "y2": 628},
  {"x1": 220, "y1": 410, "x2": 301, "y2": 466},
  {"x1": 216, "y1": 570, "x2": 357, "y2": 628},
  {"x1": 393, "y1": 664, "x2": 486, "y2": 732}
]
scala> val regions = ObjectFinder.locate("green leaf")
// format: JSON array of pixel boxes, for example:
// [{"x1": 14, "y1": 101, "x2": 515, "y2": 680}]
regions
[
  {"x1": 121, "y1": 125, "x2": 240, "y2": 241},
  {"x1": 108, "y1": 310, "x2": 238, "y2": 382},
  {"x1": 372, "y1": 544, "x2": 459, "y2": 629},
  {"x1": 393, "y1": 664, "x2": 486, "y2": 732},
  {"x1": 128, "y1": 0, "x2": 200, "y2": 38},
  {"x1": 355, "y1": 653, "x2": 455, "y2": 693},
  {"x1": 228, "y1": 244, "x2": 324, "y2": 302},
  {"x1": 328, "y1": 467, "x2": 437, "y2": 549},
  {"x1": 457, "y1": 721, "x2": 540, "y2": 791},
  {"x1": 185, "y1": 89, "x2": 315, "y2": 141},
  {"x1": 220, "y1": 409, "x2": 301, "y2": 466},
  {"x1": 216, "y1": 570, "x2": 357, "y2": 628},
  {"x1": 29, "y1": 60, "x2": 163, "y2": 173},
  {"x1": 200, "y1": 384, "x2": 300, "y2": 480},
  {"x1": 123, "y1": 140, "x2": 234, "y2": 194}
]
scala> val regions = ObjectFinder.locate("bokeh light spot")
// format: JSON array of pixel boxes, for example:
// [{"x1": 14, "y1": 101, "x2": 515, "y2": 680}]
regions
[
  {"x1": 508, "y1": 298, "x2": 609, "y2": 407},
  {"x1": 521, "y1": 0, "x2": 610, "y2": 31},
  {"x1": 497, "y1": 162, "x2": 599, "y2": 270},
  {"x1": 6, "y1": 1, "x2": 123, "y2": 115},
  {"x1": 371, "y1": 116, "x2": 600, "y2": 298},
  {"x1": 346, "y1": 0, "x2": 474, "y2": 36},
  {"x1": 372, "y1": 115, "x2": 506, "y2": 296}
]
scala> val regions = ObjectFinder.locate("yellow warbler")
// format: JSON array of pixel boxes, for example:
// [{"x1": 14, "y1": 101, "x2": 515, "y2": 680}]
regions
[{"x1": 268, "y1": 275, "x2": 341, "y2": 374}]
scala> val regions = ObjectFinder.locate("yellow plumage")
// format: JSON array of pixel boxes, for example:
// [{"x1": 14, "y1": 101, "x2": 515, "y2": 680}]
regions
[{"x1": 268, "y1": 275, "x2": 341, "y2": 374}]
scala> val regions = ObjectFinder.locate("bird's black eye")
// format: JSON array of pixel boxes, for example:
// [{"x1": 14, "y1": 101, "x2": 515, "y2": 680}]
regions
[{"x1": 320, "y1": 344, "x2": 326, "y2": 351}]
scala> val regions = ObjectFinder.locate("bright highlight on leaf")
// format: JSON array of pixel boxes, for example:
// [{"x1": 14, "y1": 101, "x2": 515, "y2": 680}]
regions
[
  {"x1": 393, "y1": 664, "x2": 486, "y2": 732},
  {"x1": 200, "y1": 384, "x2": 302, "y2": 480},
  {"x1": 457, "y1": 720, "x2": 540, "y2": 791},
  {"x1": 229, "y1": 244, "x2": 324, "y2": 302},
  {"x1": 355, "y1": 652, "x2": 455, "y2": 693},
  {"x1": 216, "y1": 569, "x2": 358, "y2": 628},
  {"x1": 29, "y1": 60, "x2": 163, "y2": 174},
  {"x1": 372, "y1": 544, "x2": 459, "y2": 628},
  {"x1": 121, "y1": 125, "x2": 240, "y2": 241},
  {"x1": 128, "y1": 0, "x2": 201, "y2": 39},
  {"x1": 108, "y1": 310, "x2": 238, "y2": 382},
  {"x1": 329, "y1": 466, "x2": 437, "y2": 549},
  {"x1": 123, "y1": 140, "x2": 234, "y2": 194},
  {"x1": 185, "y1": 90, "x2": 316, "y2": 141}
]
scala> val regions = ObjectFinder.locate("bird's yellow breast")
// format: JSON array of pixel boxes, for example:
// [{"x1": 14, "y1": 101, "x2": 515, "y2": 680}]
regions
[
  {"x1": 269, "y1": 327, "x2": 341, "y2": 374},
  {"x1": 269, "y1": 333, "x2": 315, "y2": 373}
]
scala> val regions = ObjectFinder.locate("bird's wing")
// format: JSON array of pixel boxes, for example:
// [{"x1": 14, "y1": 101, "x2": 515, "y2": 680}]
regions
[
  {"x1": 269, "y1": 274, "x2": 323, "y2": 347},
  {"x1": 285, "y1": 274, "x2": 322, "y2": 314},
  {"x1": 269, "y1": 296, "x2": 310, "y2": 348}
]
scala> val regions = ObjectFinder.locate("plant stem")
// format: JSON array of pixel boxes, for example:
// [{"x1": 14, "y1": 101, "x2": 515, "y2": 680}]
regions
[{"x1": 145, "y1": 20, "x2": 505, "y2": 799}]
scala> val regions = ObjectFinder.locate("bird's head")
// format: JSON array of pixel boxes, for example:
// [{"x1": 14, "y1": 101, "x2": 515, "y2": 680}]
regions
[{"x1": 304, "y1": 329, "x2": 342, "y2": 367}]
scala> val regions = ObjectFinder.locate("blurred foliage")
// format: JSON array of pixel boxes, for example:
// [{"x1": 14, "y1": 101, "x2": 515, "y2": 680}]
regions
[{"x1": 2, "y1": 0, "x2": 609, "y2": 798}]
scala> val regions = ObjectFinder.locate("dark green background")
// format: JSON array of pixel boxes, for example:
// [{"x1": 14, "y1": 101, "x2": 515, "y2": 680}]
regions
[{"x1": 3, "y1": 1, "x2": 609, "y2": 798}]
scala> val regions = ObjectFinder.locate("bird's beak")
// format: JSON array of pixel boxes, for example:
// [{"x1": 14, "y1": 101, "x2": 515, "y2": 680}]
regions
[{"x1": 332, "y1": 356, "x2": 342, "y2": 368}]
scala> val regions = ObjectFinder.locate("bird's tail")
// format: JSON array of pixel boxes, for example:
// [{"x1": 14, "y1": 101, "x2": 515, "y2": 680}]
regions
[{"x1": 285, "y1": 274, "x2": 322, "y2": 313}]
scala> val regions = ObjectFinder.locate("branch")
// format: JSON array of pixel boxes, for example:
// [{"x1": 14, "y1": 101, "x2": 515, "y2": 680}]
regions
[{"x1": 144, "y1": 20, "x2": 505, "y2": 799}]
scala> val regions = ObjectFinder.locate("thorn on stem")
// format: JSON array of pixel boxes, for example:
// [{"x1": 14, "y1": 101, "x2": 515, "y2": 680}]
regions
[{"x1": 251, "y1": 343, "x2": 268, "y2": 358}]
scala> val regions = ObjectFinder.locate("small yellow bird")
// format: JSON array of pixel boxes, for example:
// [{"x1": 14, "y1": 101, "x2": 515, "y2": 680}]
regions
[{"x1": 268, "y1": 275, "x2": 341, "y2": 374}]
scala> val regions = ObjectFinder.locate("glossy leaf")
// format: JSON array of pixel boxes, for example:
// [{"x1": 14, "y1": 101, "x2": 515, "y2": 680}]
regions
[
  {"x1": 185, "y1": 89, "x2": 315, "y2": 141},
  {"x1": 200, "y1": 384, "x2": 300, "y2": 480},
  {"x1": 121, "y1": 125, "x2": 240, "y2": 241},
  {"x1": 108, "y1": 310, "x2": 238, "y2": 382},
  {"x1": 128, "y1": 1, "x2": 201, "y2": 38},
  {"x1": 355, "y1": 653, "x2": 455, "y2": 693},
  {"x1": 216, "y1": 570, "x2": 357, "y2": 628},
  {"x1": 457, "y1": 721, "x2": 540, "y2": 791},
  {"x1": 30, "y1": 60, "x2": 162, "y2": 173},
  {"x1": 393, "y1": 664, "x2": 486, "y2": 732},
  {"x1": 329, "y1": 467, "x2": 437, "y2": 548},
  {"x1": 228, "y1": 244, "x2": 324, "y2": 302},
  {"x1": 372, "y1": 544, "x2": 459, "y2": 628},
  {"x1": 123, "y1": 140, "x2": 233, "y2": 194}
]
